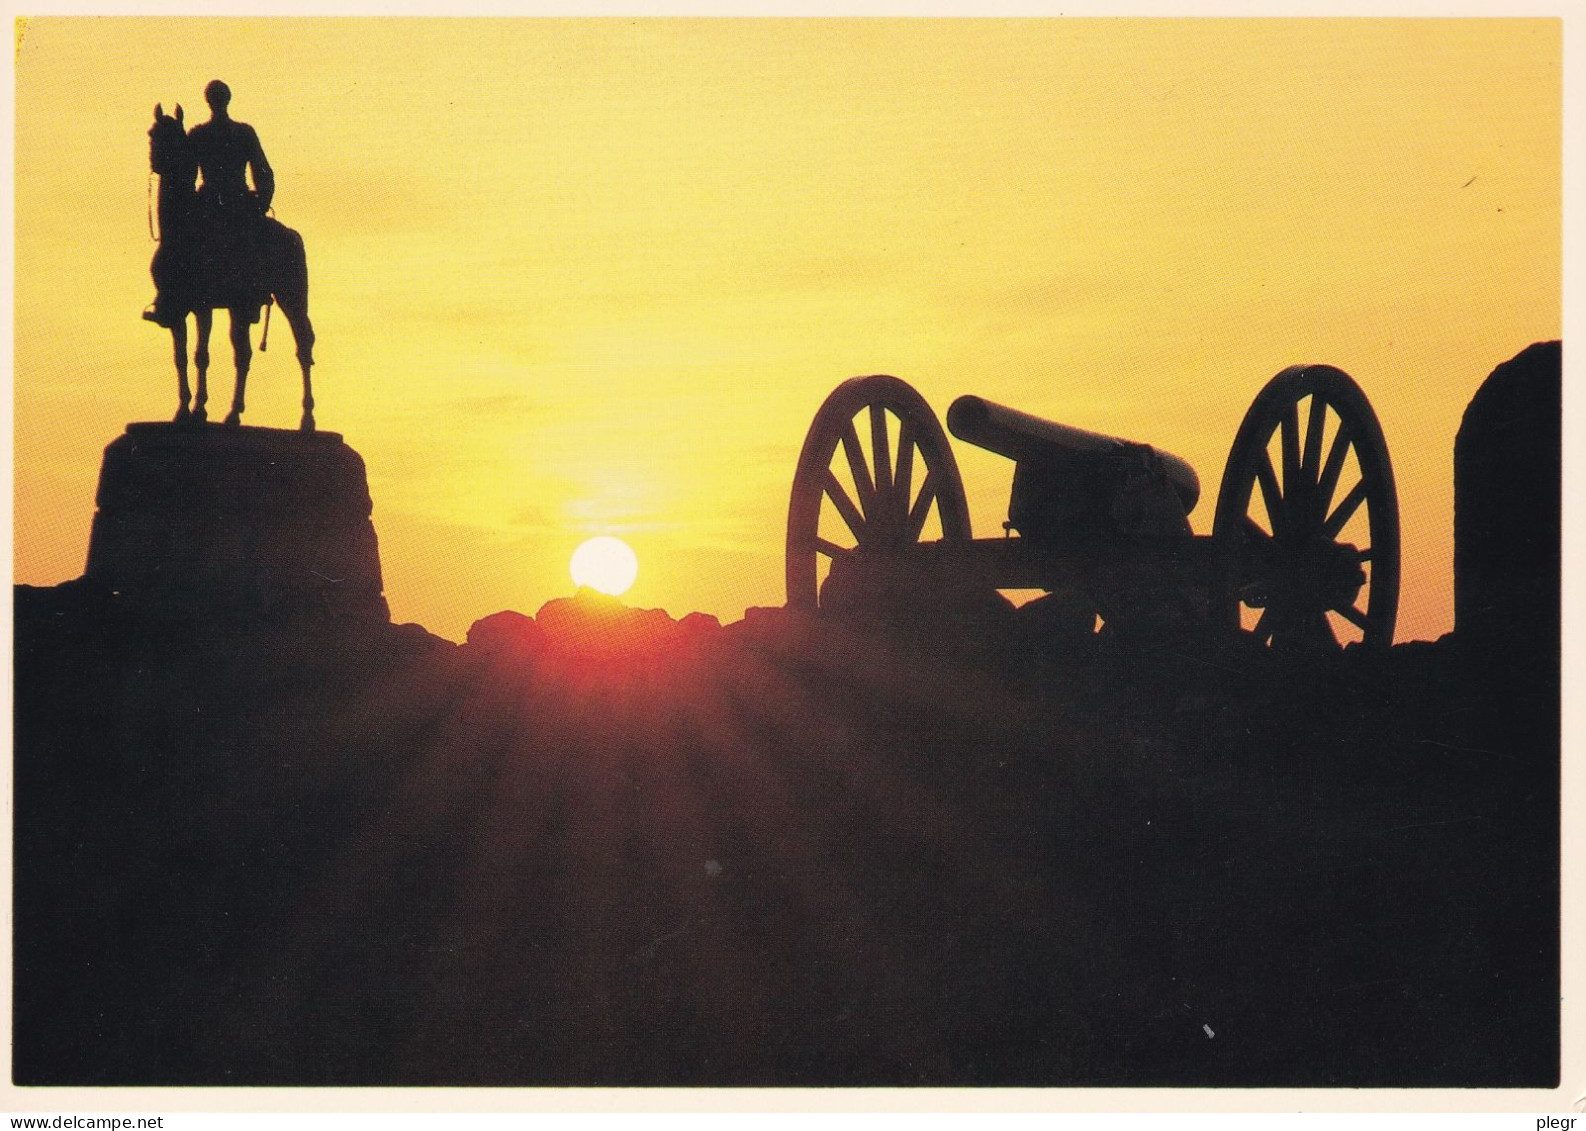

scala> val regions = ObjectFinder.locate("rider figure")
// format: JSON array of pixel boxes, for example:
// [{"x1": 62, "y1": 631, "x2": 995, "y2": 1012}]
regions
[
  {"x1": 189, "y1": 80, "x2": 273, "y2": 220},
  {"x1": 188, "y1": 80, "x2": 274, "y2": 316}
]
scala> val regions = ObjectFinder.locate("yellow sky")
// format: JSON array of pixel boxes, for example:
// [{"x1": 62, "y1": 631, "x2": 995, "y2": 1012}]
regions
[{"x1": 12, "y1": 18, "x2": 1561, "y2": 642}]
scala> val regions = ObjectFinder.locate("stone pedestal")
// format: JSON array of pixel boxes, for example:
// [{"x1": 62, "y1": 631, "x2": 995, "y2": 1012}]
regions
[
  {"x1": 84, "y1": 423, "x2": 389, "y2": 624},
  {"x1": 1453, "y1": 341, "x2": 1560, "y2": 658}
]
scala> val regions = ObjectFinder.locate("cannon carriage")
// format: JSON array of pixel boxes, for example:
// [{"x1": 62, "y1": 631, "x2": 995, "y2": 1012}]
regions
[{"x1": 785, "y1": 366, "x2": 1399, "y2": 653}]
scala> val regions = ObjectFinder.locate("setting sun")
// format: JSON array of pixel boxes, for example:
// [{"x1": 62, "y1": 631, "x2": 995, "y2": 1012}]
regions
[{"x1": 570, "y1": 536, "x2": 639, "y2": 597}]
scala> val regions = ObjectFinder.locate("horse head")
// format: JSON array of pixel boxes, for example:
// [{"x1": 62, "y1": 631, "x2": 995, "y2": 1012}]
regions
[{"x1": 148, "y1": 103, "x2": 194, "y2": 183}]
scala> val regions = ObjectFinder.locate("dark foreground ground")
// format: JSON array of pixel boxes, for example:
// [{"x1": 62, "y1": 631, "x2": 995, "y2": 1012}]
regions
[{"x1": 12, "y1": 584, "x2": 1559, "y2": 1087}]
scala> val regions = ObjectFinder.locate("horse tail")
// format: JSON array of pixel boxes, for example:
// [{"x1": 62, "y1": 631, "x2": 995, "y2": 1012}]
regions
[
  {"x1": 259, "y1": 219, "x2": 312, "y2": 367},
  {"x1": 262, "y1": 220, "x2": 309, "y2": 315},
  {"x1": 284, "y1": 226, "x2": 308, "y2": 299}
]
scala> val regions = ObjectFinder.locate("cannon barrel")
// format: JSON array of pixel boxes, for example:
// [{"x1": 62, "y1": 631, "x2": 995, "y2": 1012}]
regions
[{"x1": 946, "y1": 395, "x2": 1201, "y2": 514}]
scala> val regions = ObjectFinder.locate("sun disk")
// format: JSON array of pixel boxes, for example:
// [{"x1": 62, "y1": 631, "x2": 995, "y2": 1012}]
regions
[{"x1": 570, "y1": 536, "x2": 639, "y2": 597}]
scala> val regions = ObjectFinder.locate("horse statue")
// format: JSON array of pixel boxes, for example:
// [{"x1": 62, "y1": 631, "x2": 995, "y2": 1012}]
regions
[{"x1": 146, "y1": 103, "x2": 317, "y2": 431}]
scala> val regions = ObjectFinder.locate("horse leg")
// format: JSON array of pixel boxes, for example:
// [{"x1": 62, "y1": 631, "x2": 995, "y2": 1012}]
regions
[
  {"x1": 223, "y1": 309, "x2": 252, "y2": 426},
  {"x1": 300, "y1": 364, "x2": 316, "y2": 433},
  {"x1": 171, "y1": 318, "x2": 191, "y2": 422},
  {"x1": 194, "y1": 309, "x2": 212, "y2": 423},
  {"x1": 276, "y1": 290, "x2": 317, "y2": 432}
]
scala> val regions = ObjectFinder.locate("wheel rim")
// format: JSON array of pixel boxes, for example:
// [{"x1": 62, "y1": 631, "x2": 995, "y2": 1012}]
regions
[
  {"x1": 1213, "y1": 365, "x2": 1400, "y2": 652},
  {"x1": 786, "y1": 375, "x2": 971, "y2": 611}
]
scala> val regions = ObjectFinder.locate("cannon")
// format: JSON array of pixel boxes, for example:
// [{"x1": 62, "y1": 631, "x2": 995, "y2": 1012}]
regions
[{"x1": 785, "y1": 366, "x2": 1400, "y2": 653}]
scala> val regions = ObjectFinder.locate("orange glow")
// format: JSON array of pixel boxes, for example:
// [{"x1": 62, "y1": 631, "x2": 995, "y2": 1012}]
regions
[{"x1": 12, "y1": 19, "x2": 1562, "y2": 641}]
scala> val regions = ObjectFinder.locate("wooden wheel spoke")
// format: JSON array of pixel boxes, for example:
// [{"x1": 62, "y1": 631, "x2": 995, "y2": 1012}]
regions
[
  {"x1": 839, "y1": 421, "x2": 874, "y2": 518},
  {"x1": 1334, "y1": 602, "x2": 1370, "y2": 630},
  {"x1": 869, "y1": 404, "x2": 892, "y2": 501},
  {"x1": 1316, "y1": 422, "x2": 1353, "y2": 518},
  {"x1": 1302, "y1": 394, "x2": 1327, "y2": 480},
  {"x1": 1280, "y1": 403, "x2": 1301, "y2": 489},
  {"x1": 1323, "y1": 479, "x2": 1369, "y2": 539},
  {"x1": 820, "y1": 469, "x2": 867, "y2": 540},
  {"x1": 1262, "y1": 600, "x2": 1339, "y2": 652},
  {"x1": 906, "y1": 471, "x2": 938, "y2": 541},
  {"x1": 1307, "y1": 611, "x2": 1339, "y2": 650},
  {"x1": 1255, "y1": 450, "x2": 1285, "y2": 538},
  {"x1": 1239, "y1": 515, "x2": 1274, "y2": 545},
  {"x1": 894, "y1": 419, "x2": 916, "y2": 521}
]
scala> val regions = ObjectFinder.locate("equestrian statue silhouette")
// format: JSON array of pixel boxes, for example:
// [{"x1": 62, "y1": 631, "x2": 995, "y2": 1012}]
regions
[{"x1": 146, "y1": 82, "x2": 316, "y2": 431}]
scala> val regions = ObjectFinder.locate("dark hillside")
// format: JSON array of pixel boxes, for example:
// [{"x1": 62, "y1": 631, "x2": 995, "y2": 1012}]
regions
[{"x1": 12, "y1": 584, "x2": 1556, "y2": 1086}]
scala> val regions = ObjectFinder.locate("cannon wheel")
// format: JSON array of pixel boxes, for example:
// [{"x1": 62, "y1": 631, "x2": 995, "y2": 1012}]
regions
[
  {"x1": 786, "y1": 374, "x2": 971, "y2": 611},
  {"x1": 1213, "y1": 365, "x2": 1400, "y2": 652}
]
